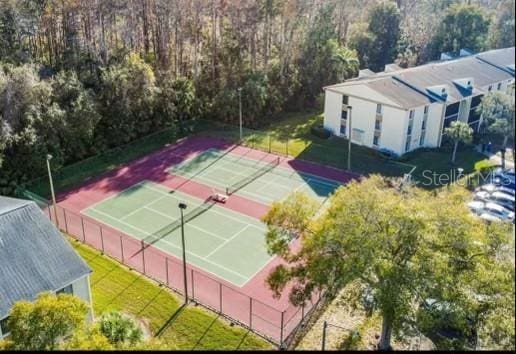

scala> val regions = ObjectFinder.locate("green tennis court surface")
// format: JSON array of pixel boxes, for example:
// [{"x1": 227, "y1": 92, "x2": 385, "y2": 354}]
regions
[
  {"x1": 82, "y1": 181, "x2": 272, "y2": 287},
  {"x1": 168, "y1": 148, "x2": 340, "y2": 205}
]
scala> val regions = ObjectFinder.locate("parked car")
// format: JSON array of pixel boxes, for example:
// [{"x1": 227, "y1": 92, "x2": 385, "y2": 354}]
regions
[
  {"x1": 489, "y1": 191, "x2": 515, "y2": 211},
  {"x1": 473, "y1": 191, "x2": 491, "y2": 203},
  {"x1": 482, "y1": 202, "x2": 515, "y2": 222},
  {"x1": 479, "y1": 213, "x2": 502, "y2": 223},
  {"x1": 491, "y1": 176, "x2": 516, "y2": 191},
  {"x1": 493, "y1": 167, "x2": 515, "y2": 184},
  {"x1": 467, "y1": 200, "x2": 485, "y2": 215},
  {"x1": 475, "y1": 183, "x2": 515, "y2": 197}
]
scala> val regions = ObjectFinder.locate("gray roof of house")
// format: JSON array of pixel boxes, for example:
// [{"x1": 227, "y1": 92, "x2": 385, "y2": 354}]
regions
[
  {"x1": 0, "y1": 196, "x2": 91, "y2": 319},
  {"x1": 325, "y1": 47, "x2": 515, "y2": 109}
]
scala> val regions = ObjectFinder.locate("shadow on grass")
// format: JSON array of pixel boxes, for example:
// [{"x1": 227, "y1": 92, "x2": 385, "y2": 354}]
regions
[
  {"x1": 191, "y1": 316, "x2": 219, "y2": 350},
  {"x1": 155, "y1": 303, "x2": 187, "y2": 338}
]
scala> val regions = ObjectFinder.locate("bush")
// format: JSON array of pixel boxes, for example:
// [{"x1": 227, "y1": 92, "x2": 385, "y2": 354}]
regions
[
  {"x1": 310, "y1": 125, "x2": 331, "y2": 139},
  {"x1": 98, "y1": 311, "x2": 143, "y2": 347},
  {"x1": 475, "y1": 159, "x2": 497, "y2": 174}
]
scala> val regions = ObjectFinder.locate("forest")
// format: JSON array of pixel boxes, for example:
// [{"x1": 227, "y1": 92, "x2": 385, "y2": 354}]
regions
[{"x1": 0, "y1": 0, "x2": 514, "y2": 194}]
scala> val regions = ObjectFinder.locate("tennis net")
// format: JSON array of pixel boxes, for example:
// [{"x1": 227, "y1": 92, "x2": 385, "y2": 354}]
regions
[
  {"x1": 226, "y1": 157, "x2": 280, "y2": 195},
  {"x1": 144, "y1": 197, "x2": 214, "y2": 244}
]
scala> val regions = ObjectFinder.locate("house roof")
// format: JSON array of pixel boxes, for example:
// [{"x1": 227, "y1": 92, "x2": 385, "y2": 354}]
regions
[
  {"x1": 0, "y1": 196, "x2": 91, "y2": 319},
  {"x1": 324, "y1": 47, "x2": 515, "y2": 110}
]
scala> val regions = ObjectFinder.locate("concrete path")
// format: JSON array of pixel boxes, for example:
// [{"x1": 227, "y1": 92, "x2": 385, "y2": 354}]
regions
[{"x1": 475, "y1": 145, "x2": 514, "y2": 169}]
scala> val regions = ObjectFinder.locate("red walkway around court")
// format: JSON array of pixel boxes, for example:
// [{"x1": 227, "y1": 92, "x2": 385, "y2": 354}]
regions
[{"x1": 55, "y1": 135, "x2": 358, "y2": 344}]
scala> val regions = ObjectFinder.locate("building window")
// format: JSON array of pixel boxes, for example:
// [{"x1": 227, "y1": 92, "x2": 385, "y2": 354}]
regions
[
  {"x1": 407, "y1": 120, "x2": 413, "y2": 135},
  {"x1": 56, "y1": 284, "x2": 73, "y2": 295},
  {"x1": 420, "y1": 132, "x2": 425, "y2": 146},
  {"x1": 340, "y1": 122, "x2": 347, "y2": 136},
  {"x1": 373, "y1": 134, "x2": 380, "y2": 147},
  {"x1": 341, "y1": 110, "x2": 348, "y2": 120},
  {"x1": 424, "y1": 105, "x2": 429, "y2": 115},
  {"x1": 0, "y1": 317, "x2": 10, "y2": 336},
  {"x1": 376, "y1": 104, "x2": 382, "y2": 114},
  {"x1": 422, "y1": 116, "x2": 427, "y2": 130},
  {"x1": 488, "y1": 85, "x2": 493, "y2": 92},
  {"x1": 375, "y1": 119, "x2": 382, "y2": 130},
  {"x1": 405, "y1": 139, "x2": 411, "y2": 152},
  {"x1": 342, "y1": 95, "x2": 349, "y2": 105},
  {"x1": 497, "y1": 82, "x2": 502, "y2": 90},
  {"x1": 409, "y1": 109, "x2": 415, "y2": 120}
]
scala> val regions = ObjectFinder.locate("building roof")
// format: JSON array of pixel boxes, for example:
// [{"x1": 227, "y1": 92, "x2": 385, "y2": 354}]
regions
[
  {"x1": 325, "y1": 47, "x2": 515, "y2": 110},
  {"x1": 0, "y1": 196, "x2": 91, "y2": 319}
]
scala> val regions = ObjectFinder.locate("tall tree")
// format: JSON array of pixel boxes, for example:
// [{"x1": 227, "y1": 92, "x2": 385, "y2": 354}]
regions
[
  {"x1": 263, "y1": 176, "x2": 513, "y2": 350},
  {"x1": 445, "y1": 121, "x2": 473, "y2": 164},
  {"x1": 430, "y1": 4, "x2": 491, "y2": 58},
  {"x1": 3, "y1": 292, "x2": 89, "y2": 350}
]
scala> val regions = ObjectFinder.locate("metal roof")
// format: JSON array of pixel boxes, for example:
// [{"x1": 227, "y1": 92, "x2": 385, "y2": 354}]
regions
[
  {"x1": 0, "y1": 196, "x2": 91, "y2": 319},
  {"x1": 324, "y1": 47, "x2": 515, "y2": 109}
]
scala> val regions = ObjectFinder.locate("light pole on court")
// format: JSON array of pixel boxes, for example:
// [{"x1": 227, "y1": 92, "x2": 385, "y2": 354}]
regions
[
  {"x1": 179, "y1": 202, "x2": 188, "y2": 304},
  {"x1": 46, "y1": 154, "x2": 59, "y2": 228},
  {"x1": 238, "y1": 87, "x2": 243, "y2": 141}
]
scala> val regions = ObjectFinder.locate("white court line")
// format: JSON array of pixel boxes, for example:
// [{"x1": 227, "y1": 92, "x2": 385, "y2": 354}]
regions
[
  {"x1": 205, "y1": 225, "x2": 250, "y2": 258},
  {"x1": 144, "y1": 205, "x2": 228, "y2": 242},
  {"x1": 86, "y1": 206, "x2": 250, "y2": 284},
  {"x1": 120, "y1": 192, "x2": 171, "y2": 221},
  {"x1": 81, "y1": 181, "x2": 148, "y2": 213},
  {"x1": 140, "y1": 183, "x2": 265, "y2": 232}
]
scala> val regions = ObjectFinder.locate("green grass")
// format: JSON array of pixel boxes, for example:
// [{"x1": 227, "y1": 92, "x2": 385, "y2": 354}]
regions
[
  {"x1": 71, "y1": 238, "x2": 273, "y2": 350},
  {"x1": 198, "y1": 111, "x2": 493, "y2": 189}
]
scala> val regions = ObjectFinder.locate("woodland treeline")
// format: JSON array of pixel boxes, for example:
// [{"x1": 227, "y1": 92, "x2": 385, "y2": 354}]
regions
[{"x1": 0, "y1": 0, "x2": 514, "y2": 194}]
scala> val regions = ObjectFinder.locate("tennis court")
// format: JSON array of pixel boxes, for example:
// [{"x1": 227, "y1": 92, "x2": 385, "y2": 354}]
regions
[
  {"x1": 82, "y1": 180, "x2": 272, "y2": 287},
  {"x1": 168, "y1": 148, "x2": 341, "y2": 205}
]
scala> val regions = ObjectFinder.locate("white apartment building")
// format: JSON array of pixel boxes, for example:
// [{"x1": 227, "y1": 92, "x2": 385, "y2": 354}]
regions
[{"x1": 323, "y1": 47, "x2": 515, "y2": 157}]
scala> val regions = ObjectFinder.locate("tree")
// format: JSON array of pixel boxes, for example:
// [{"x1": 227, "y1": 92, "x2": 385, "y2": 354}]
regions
[
  {"x1": 98, "y1": 311, "x2": 143, "y2": 347},
  {"x1": 262, "y1": 176, "x2": 514, "y2": 350},
  {"x1": 477, "y1": 92, "x2": 515, "y2": 167},
  {"x1": 488, "y1": 0, "x2": 515, "y2": 49},
  {"x1": 444, "y1": 121, "x2": 473, "y2": 164},
  {"x1": 430, "y1": 4, "x2": 491, "y2": 58},
  {"x1": 4, "y1": 292, "x2": 89, "y2": 350}
]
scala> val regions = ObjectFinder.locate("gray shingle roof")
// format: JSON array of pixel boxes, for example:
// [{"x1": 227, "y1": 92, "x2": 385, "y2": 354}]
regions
[
  {"x1": 325, "y1": 47, "x2": 515, "y2": 109},
  {"x1": 0, "y1": 196, "x2": 91, "y2": 319}
]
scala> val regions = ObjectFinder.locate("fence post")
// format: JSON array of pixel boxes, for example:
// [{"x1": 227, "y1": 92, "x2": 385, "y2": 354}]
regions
[
  {"x1": 268, "y1": 134, "x2": 272, "y2": 153},
  {"x1": 80, "y1": 217, "x2": 86, "y2": 242},
  {"x1": 286, "y1": 139, "x2": 289, "y2": 156},
  {"x1": 165, "y1": 258, "x2": 169, "y2": 286},
  {"x1": 321, "y1": 321, "x2": 328, "y2": 351},
  {"x1": 301, "y1": 304, "x2": 305, "y2": 321},
  {"x1": 100, "y1": 226, "x2": 105, "y2": 253},
  {"x1": 249, "y1": 298, "x2": 253, "y2": 329},
  {"x1": 219, "y1": 283, "x2": 223, "y2": 313},
  {"x1": 280, "y1": 311, "x2": 285, "y2": 348},
  {"x1": 63, "y1": 210, "x2": 69, "y2": 233},
  {"x1": 141, "y1": 240, "x2": 146, "y2": 274},
  {"x1": 120, "y1": 235, "x2": 124, "y2": 263},
  {"x1": 191, "y1": 269, "x2": 195, "y2": 301}
]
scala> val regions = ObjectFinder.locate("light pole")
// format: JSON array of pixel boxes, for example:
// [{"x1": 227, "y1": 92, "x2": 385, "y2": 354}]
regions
[
  {"x1": 46, "y1": 154, "x2": 59, "y2": 228},
  {"x1": 238, "y1": 87, "x2": 243, "y2": 141},
  {"x1": 347, "y1": 106, "x2": 353, "y2": 171},
  {"x1": 178, "y1": 202, "x2": 188, "y2": 304}
]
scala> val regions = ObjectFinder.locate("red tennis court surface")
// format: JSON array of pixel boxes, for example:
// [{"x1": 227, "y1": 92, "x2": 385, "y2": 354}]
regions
[{"x1": 52, "y1": 136, "x2": 358, "y2": 345}]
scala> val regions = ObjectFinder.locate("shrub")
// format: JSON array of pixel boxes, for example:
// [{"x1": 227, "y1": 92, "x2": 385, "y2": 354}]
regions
[
  {"x1": 310, "y1": 125, "x2": 331, "y2": 139},
  {"x1": 98, "y1": 311, "x2": 143, "y2": 347}
]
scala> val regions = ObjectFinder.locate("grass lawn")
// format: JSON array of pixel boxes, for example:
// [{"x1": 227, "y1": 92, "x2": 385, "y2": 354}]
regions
[
  {"x1": 198, "y1": 111, "x2": 491, "y2": 189},
  {"x1": 71, "y1": 238, "x2": 273, "y2": 350}
]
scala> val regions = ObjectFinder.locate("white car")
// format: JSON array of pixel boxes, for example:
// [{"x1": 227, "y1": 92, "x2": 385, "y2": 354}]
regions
[
  {"x1": 493, "y1": 168, "x2": 515, "y2": 184},
  {"x1": 473, "y1": 191, "x2": 491, "y2": 202},
  {"x1": 467, "y1": 200, "x2": 485, "y2": 215},
  {"x1": 479, "y1": 213, "x2": 502, "y2": 223},
  {"x1": 482, "y1": 202, "x2": 515, "y2": 222},
  {"x1": 489, "y1": 191, "x2": 515, "y2": 211},
  {"x1": 476, "y1": 183, "x2": 515, "y2": 197}
]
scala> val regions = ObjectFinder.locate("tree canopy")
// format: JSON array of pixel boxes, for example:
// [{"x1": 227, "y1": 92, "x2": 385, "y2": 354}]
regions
[{"x1": 263, "y1": 176, "x2": 514, "y2": 350}]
